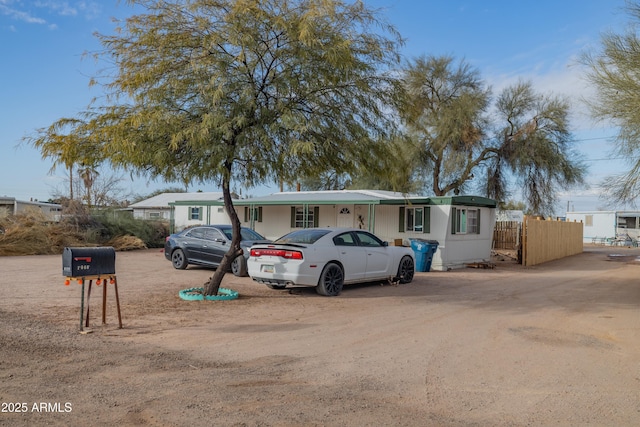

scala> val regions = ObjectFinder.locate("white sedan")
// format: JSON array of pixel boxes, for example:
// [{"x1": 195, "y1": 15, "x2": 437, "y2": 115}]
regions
[{"x1": 248, "y1": 228, "x2": 415, "y2": 296}]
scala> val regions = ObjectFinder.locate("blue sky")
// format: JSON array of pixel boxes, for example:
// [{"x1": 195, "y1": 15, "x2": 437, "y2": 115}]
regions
[{"x1": 0, "y1": 0, "x2": 630, "y2": 212}]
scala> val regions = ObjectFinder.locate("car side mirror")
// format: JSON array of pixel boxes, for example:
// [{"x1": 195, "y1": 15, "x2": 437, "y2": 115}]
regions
[{"x1": 382, "y1": 241, "x2": 388, "y2": 247}]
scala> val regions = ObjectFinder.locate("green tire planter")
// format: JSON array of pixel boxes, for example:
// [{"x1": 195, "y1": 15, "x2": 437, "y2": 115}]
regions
[{"x1": 179, "y1": 287, "x2": 239, "y2": 301}]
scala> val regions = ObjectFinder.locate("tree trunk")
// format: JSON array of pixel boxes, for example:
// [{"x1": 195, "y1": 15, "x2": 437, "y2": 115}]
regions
[
  {"x1": 69, "y1": 164, "x2": 74, "y2": 200},
  {"x1": 204, "y1": 171, "x2": 243, "y2": 296}
]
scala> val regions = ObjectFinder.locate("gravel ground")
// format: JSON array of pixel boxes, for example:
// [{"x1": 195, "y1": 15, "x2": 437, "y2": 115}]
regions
[{"x1": 1, "y1": 245, "x2": 639, "y2": 426}]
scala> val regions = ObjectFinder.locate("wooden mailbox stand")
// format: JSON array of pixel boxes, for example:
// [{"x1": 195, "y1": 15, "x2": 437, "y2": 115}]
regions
[{"x1": 65, "y1": 275, "x2": 122, "y2": 332}]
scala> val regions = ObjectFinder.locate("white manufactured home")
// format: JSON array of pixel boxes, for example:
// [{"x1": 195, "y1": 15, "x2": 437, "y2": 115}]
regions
[
  {"x1": 566, "y1": 210, "x2": 640, "y2": 244},
  {"x1": 169, "y1": 190, "x2": 497, "y2": 271},
  {"x1": 128, "y1": 192, "x2": 224, "y2": 229}
]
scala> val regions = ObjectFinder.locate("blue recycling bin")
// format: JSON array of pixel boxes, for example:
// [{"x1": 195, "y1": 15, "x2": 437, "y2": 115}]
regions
[{"x1": 409, "y1": 239, "x2": 439, "y2": 272}]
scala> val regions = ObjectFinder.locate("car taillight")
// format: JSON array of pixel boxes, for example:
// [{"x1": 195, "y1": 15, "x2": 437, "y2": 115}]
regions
[{"x1": 250, "y1": 248, "x2": 303, "y2": 260}]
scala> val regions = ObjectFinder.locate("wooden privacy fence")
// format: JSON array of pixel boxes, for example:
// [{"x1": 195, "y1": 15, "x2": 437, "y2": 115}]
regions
[
  {"x1": 493, "y1": 221, "x2": 521, "y2": 250},
  {"x1": 522, "y1": 216, "x2": 583, "y2": 267}
]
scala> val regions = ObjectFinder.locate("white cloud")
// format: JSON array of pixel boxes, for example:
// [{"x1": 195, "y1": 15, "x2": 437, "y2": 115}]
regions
[
  {"x1": 76, "y1": 1, "x2": 101, "y2": 20},
  {"x1": 38, "y1": 1, "x2": 78, "y2": 16},
  {"x1": 484, "y1": 55, "x2": 599, "y2": 133},
  {"x1": 1, "y1": 1, "x2": 102, "y2": 30},
  {"x1": 0, "y1": 3, "x2": 47, "y2": 24}
]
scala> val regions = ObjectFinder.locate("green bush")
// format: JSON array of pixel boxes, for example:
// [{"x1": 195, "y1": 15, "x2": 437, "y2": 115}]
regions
[{"x1": 90, "y1": 209, "x2": 169, "y2": 248}]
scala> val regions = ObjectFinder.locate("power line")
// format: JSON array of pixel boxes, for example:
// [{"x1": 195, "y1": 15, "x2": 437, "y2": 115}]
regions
[
  {"x1": 570, "y1": 136, "x2": 617, "y2": 143},
  {"x1": 585, "y1": 157, "x2": 625, "y2": 162}
]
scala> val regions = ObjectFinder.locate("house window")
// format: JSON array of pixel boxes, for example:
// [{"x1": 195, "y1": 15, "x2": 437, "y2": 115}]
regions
[
  {"x1": 407, "y1": 207, "x2": 424, "y2": 232},
  {"x1": 398, "y1": 206, "x2": 430, "y2": 233},
  {"x1": 290, "y1": 206, "x2": 319, "y2": 228},
  {"x1": 467, "y1": 209, "x2": 479, "y2": 234},
  {"x1": 190, "y1": 207, "x2": 202, "y2": 220},
  {"x1": 148, "y1": 212, "x2": 161, "y2": 219},
  {"x1": 585, "y1": 215, "x2": 593, "y2": 227},
  {"x1": 244, "y1": 206, "x2": 263, "y2": 222},
  {"x1": 451, "y1": 208, "x2": 481, "y2": 234}
]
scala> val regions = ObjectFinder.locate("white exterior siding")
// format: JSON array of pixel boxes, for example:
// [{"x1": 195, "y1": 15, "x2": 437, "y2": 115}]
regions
[
  {"x1": 170, "y1": 191, "x2": 497, "y2": 271},
  {"x1": 248, "y1": 205, "x2": 339, "y2": 240},
  {"x1": 370, "y1": 205, "x2": 399, "y2": 241},
  {"x1": 132, "y1": 192, "x2": 224, "y2": 226},
  {"x1": 562, "y1": 211, "x2": 640, "y2": 243},
  {"x1": 250, "y1": 205, "x2": 293, "y2": 240},
  {"x1": 132, "y1": 208, "x2": 170, "y2": 220},
  {"x1": 434, "y1": 206, "x2": 495, "y2": 270},
  {"x1": 15, "y1": 201, "x2": 62, "y2": 220},
  {"x1": 173, "y1": 204, "x2": 230, "y2": 231},
  {"x1": 362, "y1": 204, "x2": 495, "y2": 271},
  {"x1": 319, "y1": 205, "x2": 338, "y2": 228},
  {"x1": 372, "y1": 204, "x2": 438, "y2": 243},
  {"x1": 566, "y1": 211, "x2": 616, "y2": 243},
  {"x1": 0, "y1": 198, "x2": 62, "y2": 221}
]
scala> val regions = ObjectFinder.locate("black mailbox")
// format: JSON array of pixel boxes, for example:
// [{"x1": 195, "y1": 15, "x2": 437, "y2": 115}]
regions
[{"x1": 63, "y1": 247, "x2": 116, "y2": 278}]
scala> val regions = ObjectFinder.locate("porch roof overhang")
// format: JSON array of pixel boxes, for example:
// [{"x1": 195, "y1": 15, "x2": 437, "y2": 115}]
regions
[{"x1": 169, "y1": 191, "x2": 497, "y2": 208}]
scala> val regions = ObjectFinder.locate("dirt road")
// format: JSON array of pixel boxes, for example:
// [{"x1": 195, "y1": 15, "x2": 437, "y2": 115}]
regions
[{"x1": 1, "y1": 246, "x2": 639, "y2": 426}]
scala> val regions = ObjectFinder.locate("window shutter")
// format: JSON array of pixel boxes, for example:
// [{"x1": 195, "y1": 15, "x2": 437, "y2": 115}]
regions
[
  {"x1": 290, "y1": 207, "x2": 296, "y2": 228},
  {"x1": 313, "y1": 206, "x2": 319, "y2": 227},
  {"x1": 399, "y1": 207, "x2": 405, "y2": 232},
  {"x1": 476, "y1": 209, "x2": 481, "y2": 234},
  {"x1": 424, "y1": 207, "x2": 430, "y2": 233},
  {"x1": 244, "y1": 207, "x2": 248, "y2": 222},
  {"x1": 451, "y1": 207, "x2": 457, "y2": 234},
  {"x1": 258, "y1": 206, "x2": 263, "y2": 222}
]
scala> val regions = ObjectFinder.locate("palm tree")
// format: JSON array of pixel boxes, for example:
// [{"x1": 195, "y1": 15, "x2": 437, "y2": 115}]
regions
[{"x1": 78, "y1": 165, "x2": 99, "y2": 207}]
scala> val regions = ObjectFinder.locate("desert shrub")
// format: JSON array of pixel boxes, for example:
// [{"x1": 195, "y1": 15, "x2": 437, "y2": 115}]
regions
[
  {"x1": 106, "y1": 235, "x2": 148, "y2": 251},
  {"x1": 0, "y1": 209, "x2": 87, "y2": 256},
  {"x1": 0, "y1": 208, "x2": 169, "y2": 256},
  {"x1": 89, "y1": 209, "x2": 169, "y2": 248}
]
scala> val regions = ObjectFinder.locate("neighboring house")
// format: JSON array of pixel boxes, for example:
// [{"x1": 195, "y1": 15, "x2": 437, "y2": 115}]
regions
[
  {"x1": 128, "y1": 192, "x2": 224, "y2": 228},
  {"x1": 566, "y1": 210, "x2": 640, "y2": 243},
  {"x1": 169, "y1": 189, "x2": 497, "y2": 271},
  {"x1": 0, "y1": 197, "x2": 62, "y2": 221},
  {"x1": 496, "y1": 210, "x2": 524, "y2": 222}
]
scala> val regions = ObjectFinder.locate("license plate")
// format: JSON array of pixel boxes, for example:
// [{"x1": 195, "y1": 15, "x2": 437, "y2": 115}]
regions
[{"x1": 261, "y1": 265, "x2": 274, "y2": 273}]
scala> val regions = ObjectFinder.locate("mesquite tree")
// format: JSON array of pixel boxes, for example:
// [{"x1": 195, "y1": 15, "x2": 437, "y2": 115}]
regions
[
  {"x1": 582, "y1": 1, "x2": 640, "y2": 206},
  {"x1": 28, "y1": 0, "x2": 403, "y2": 295},
  {"x1": 400, "y1": 55, "x2": 585, "y2": 214}
]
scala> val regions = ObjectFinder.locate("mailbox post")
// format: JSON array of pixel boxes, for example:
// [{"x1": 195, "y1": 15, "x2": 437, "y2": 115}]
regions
[{"x1": 62, "y1": 247, "x2": 122, "y2": 331}]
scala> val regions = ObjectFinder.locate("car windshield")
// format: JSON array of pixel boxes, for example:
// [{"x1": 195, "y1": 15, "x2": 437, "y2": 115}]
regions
[
  {"x1": 219, "y1": 227, "x2": 266, "y2": 241},
  {"x1": 275, "y1": 229, "x2": 331, "y2": 244}
]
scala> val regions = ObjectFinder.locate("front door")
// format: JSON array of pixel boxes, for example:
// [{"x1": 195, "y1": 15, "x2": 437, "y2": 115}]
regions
[{"x1": 336, "y1": 205, "x2": 354, "y2": 228}]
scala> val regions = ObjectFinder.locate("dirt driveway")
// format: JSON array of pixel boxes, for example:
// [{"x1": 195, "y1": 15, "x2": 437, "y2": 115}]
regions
[{"x1": 1, "y1": 245, "x2": 639, "y2": 426}]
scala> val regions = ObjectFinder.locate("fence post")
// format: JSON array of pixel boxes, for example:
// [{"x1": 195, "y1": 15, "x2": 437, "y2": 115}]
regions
[{"x1": 522, "y1": 216, "x2": 528, "y2": 266}]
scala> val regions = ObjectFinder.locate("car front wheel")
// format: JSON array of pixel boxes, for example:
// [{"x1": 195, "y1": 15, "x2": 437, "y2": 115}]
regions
[
  {"x1": 172, "y1": 249, "x2": 188, "y2": 270},
  {"x1": 316, "y1": 262, "x2": 344, "y2": 296},
  {"x1": 397, "y1": 255, "x2": 414, "y2": 284}
]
